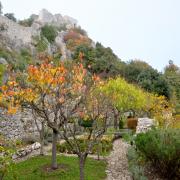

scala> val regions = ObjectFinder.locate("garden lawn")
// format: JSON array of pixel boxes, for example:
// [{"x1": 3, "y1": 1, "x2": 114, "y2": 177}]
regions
[{"x1": 4, "y1": 155, "x2": 107, "y2": 180}]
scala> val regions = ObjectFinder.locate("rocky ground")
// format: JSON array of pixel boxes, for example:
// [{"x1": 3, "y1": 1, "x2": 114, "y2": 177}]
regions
[{"x1": 106, "y1": 139, "x2": 132, "y2": 180}]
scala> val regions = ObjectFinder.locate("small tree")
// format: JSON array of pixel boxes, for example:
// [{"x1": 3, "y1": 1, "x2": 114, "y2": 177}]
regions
[
  {"x1": 147, "y1": 94, "x2": 174, "y2": 128},
  {"x1": 59, "y1": 80, "x2": 110, "y2": 180},
  {"x1": 41, "y1": 25, "x2": 57, "y2": 43},
  {"x1": 0, "y1": 133, "x2": 15, "y2": 179},
  {"x1": 100, "y1": 77, "x2": 147, "y2": 128},
  {"x1": 32, "y1": 110, "x2": 46, "y2": 156},
  {"x1": 0, "y1": 56, "x2": 100, "y2": 171}
]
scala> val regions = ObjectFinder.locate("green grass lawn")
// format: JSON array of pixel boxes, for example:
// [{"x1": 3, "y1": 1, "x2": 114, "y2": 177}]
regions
[{"x1": 4, "y1": 155, "x2": 107, "y2": 180}]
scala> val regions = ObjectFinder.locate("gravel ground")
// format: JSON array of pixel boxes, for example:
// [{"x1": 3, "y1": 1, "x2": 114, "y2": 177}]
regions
[{"x1": 106, "y1": 139, "x2": 132, "y2": 180}]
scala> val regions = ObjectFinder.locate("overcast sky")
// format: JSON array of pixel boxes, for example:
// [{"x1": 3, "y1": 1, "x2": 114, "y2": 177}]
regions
[{"x1": 1, "y1": 0, "x2": 180, "y2": 71}]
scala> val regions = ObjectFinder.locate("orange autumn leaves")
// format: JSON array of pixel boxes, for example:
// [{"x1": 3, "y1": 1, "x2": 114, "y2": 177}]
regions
[
  {"x1": 0, "y1": 80, "x2": 20, "y2": 114},
  {"x1": 27, "y1": 63, "x2": 66, "y2": 87},
  {"x1": 0, "y1": 59, "x2": 101, "y2": 115}
]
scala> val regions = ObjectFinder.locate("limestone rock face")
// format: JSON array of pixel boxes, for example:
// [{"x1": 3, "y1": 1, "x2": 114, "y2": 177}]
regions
[
  {"x1": 0, "y1": 57, "x2": 8, "y2": 65},
  {"x1": 0, "y1": 9, "x2": 78, "y2": 53},
  {"x1": 0, "y1": 15, "x2": 39, "y2": 50},
  {"x1": 36, "y1": 9, "x2": 77, "y2": 29},
  {"x1": 38, "y1": 9, "x2": 54, "y2": 24},
  {"x1": 55, "y1": 31, "x2": 71, "y2": 60},
  {"x1": 136, "y1": 118, "x2": 155, "y2": 134}
]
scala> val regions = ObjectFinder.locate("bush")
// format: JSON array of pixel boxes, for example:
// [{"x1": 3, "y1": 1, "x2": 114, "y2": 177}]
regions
[
  {"x1": 0, "y1": 49, "x2": 9, "y2": 59},
  {"x1": 12, "y1": 49, "x2": 32, "y2": 71},
  {"x1": 0, "y1": 146, "x2": 14, "y2": 179},
  {"x1": 19, "y1": 17, "x2": 34, "y2": 27},
  {"x1": 41, "y1": 25, "x2": 57, "y2": 43},
  {"x1": 119, "y1": 120, "x2": 124, "y2": 129},
  {"x1": 33, "y1": 36, "x2": 48, "y2": 52},
  {"x1": 127, "y1": 147, "x2": 147, "y2": 180},
  {"x1": 135, "y1": 128, "x2": 180, "y2": 179},
  {"x1": 21, "y1": 135, "x2": 37, "y2": 145},
  {"x1": 64, "y1": 31, "x2": 91, "y2": 51},
  {"x1": 0, "y1": 136, "x2": 15, "y2": 179},
  {"x1": 57, "y1": 136, "x2": 113, "y2": 155},
  {"x1": 0, "y1": 64, "x2": 6, "y2": 85},
  {"x1": 122, "y1": 131, "x2": 134, "y2": 144}
]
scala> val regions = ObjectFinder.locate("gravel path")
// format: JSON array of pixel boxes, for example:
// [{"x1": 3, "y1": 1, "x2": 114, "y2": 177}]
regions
[{"x1": 106, "y1": 139, "x2": 132, "y2": 180}]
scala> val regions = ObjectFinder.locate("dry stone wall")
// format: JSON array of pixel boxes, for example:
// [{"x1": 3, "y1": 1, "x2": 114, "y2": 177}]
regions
[{"x1": 0, "y1": 110, "x2": 38, "y2": 140}]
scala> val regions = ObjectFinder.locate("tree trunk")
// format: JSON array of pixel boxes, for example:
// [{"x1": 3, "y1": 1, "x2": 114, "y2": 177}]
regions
[
  {"x1": 51, "y1": 129, "x2": 58, "y2": 169},
  {"x1": 114, "y1": 113, "x2": 118, "y2": 130},
  {"x1": 97, "y1": 141, "x2": 101, "y2": 160},
  {"x1": 40, "y1": 122, "x2": 45, "y2": 156},
  {"x1": 79, "y1": 155, "x2": 86, "y2": 180},
  {"x1": 0, "y1": 173, "x2": 5, "y2": 180},
  {"x1": 113, "y1": 108, "x2": 120, "y2": 130}
]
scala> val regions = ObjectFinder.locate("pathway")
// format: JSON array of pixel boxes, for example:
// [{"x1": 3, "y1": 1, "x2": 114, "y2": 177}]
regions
[{"x1": 106, "y1": 139, "x2": 132, "y2": 180}]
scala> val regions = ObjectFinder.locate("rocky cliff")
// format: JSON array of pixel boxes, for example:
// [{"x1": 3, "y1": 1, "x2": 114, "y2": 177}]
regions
[{"x1": 0, "y1": 9, "x2": 79, "y2": 58}]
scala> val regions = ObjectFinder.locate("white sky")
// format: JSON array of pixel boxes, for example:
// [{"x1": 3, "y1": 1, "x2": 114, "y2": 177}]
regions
[{"x1": 1, "y1": 0, "x2": 180, "y2": 71}]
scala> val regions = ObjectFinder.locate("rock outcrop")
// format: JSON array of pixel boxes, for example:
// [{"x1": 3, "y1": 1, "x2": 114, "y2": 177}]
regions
[
  {"x1": 12, "y1": 142, "x2": 41, "y2": 160},
  {"x1": 0, "y1": 9, "x2": 78, "y2": 54},
  {"x1": 36, "y1": 9, "x2": 77, "y2": 29},
  {"x1": 0, "y1": 15, "x2": 39, "y2": 50},
  {"x1": 136, "y1": 118, "x2": 155, "y2": 134},
  {"x1": 0, "y1": 57, "x2": 8, "y2": 65}
]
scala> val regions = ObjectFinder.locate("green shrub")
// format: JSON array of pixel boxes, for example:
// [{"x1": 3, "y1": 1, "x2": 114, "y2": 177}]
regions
[
  {"x1": 119, "y1": 120, "x2": 124, "y2": 129},
  {"x1": 0, "y1": 49, "x2": 9, "y2": 59},
  {"x1": 57, "y1": 136, "x2": 113, "y2": 155},
  {"x1": 0, "y1": 64, "x2": 6, "y2": 85},
  {"x1": 21, "y1": 135, "x2": 36, "y2": 145},
  {"x1": 135, "y1": 128, "x2": 180, "y2": 179},
  {"x1": 19, "y1": 17, "x2": 34, "y2": 27},
  {"x1": 0, "y1": 136, "x2": 16, "y2": 179},
  {"x1": 122, "y1": 131, "x2": 134, "y2": 144},
  {"x1": 13, "y1": 49, "x2": 32, "y2": 71},
  {"x1": 41, "y1": 25, "x2": 57, "y2": 43},
  {"x1": 127, "y1": 147, "x2": 147, "y2": 180},
  {"x1": 33, "y1": 36, "x2": 48, "y2": 52}
]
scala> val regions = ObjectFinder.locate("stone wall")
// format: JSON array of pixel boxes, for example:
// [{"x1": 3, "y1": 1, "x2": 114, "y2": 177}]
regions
[
  {"x1": 136, "y1": 118, "x2": 155, "y2": 134},
  {"x1": 0, "y1": 110, "x2": 38, "y2": 140}
]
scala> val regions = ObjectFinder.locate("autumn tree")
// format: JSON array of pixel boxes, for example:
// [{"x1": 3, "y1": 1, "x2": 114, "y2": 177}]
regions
[
  {"x1": 0, "y1": 55, "x2": 109, "y2": 174},
  {"x1": 57, "y1": 79, "x2": 110, "y2": 180},
  {"x1": 146, "y1": 94, "x2": 174, "y2": 128},
  {"x1": 73, "y1": 43, "x2": 125, "y2": 78},
  {"x1": 100, "y1": 77, "x2": 147, "y2": 128}
]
